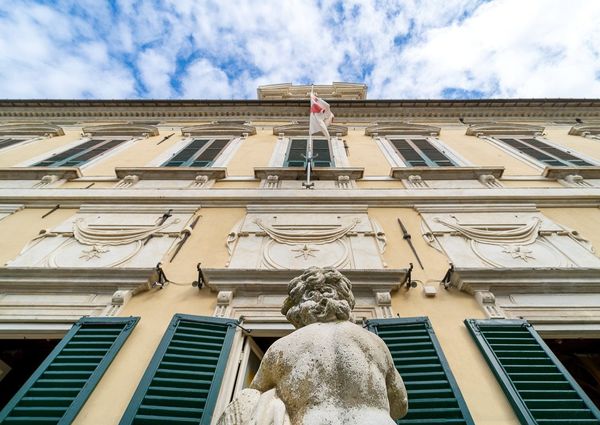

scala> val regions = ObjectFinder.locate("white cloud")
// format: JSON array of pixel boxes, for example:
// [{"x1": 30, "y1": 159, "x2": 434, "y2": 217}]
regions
[{"x1": 0, "y1": 0, "x2": 598, "y2": 99}]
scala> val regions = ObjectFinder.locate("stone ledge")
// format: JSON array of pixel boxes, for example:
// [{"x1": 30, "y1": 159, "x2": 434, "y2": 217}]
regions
[
  {"x1": 0, "y1": 167, "x2": 82, "y2": 180},
  {"x1": 254, "y1": 167, "x2": 364, "y2": 180},
  {"x1": 204, "y1": 268, "x2": 407, "y2": 295},
  {"x1": 0, "y1": 267, "x2": 156, "y2": 293},
  {"x1": 390, "y1": 166, "x2": 504, "y2": 180},
  {"x1": 542, "y1": 166, "x2": 600, "y2": 179},
  {"x1": 115, "y1": 167, "x2": 227, "y2": 180},
  {"x1": 450, "y1": 267, "x2": 600, "y2": 294}
]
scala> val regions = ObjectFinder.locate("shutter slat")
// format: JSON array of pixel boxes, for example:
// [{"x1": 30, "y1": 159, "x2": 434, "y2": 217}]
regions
[
  {"x1": 367, "y1": 317, "x2": 474, "y2": 424},
  {"x1": 0, "y1": 317, "x2": 139, "y2": 425},
  {"x1": 465, "y1": 319, "x2": 600, "y2": 425},
  {"x1": 119, "y1": 314, "x2": 237, "y2": 425}
]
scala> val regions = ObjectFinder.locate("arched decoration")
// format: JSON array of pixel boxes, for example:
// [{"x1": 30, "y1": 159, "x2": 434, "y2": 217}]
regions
[
  {"x1": 365, "y1": 121, "x2": 440, "y2": 136},
  {"x1": 82, "y1": 123, "x2": 159, "y2": 137},
  {"x1": 0, "y1": 122, "x2": 65, "y2": 137},
  {"x1": 181, "y1": 121, "x2": 256, "y2": 137},
  {"x1": 272, "y1": 121, "x2": 348, "y2": 136},
  {"x1": 568, "y1": 123, "x2": 600, "y2": 136},
  {"x1": 466, "y1": 122, "x2": 545, "y2": 136}
]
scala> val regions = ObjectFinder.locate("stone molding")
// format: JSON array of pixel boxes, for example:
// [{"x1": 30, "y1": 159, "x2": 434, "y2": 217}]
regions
[
  {"x1": 0, "y1": 267, "x2": 156, "y2": 293},
  {"x1": 0, "y1": 167, "x2": 81, "y2": 180},
  {"x1": 81, "y1": 123, "x2": 159, "y2": 137},
  {"x1": 365, "y1": 122, "x2": 441, "y2": 136},
  {"x1": 257, "y1": 82, "x2": 367, "y2": 100},
  {"x1": 115, "y1": 167, "x2": 227, "y2": 181},
  {"x1": 254, "y1": 167, "x2": 364, "y2": 180},
  {"x1": 0, "y1": 122, "x2": 64, "y2": 137},
  {"x1": 2, "y1": 187, "x2": 600, "y2": 208},
  {"x1": 390, "y1": 166, "x2": 504, "y2": 180},
  {"x1": 272, "y1": 121, "x2": 348, "y2": 136},
  {"x1": 450, "y1": 267, "x2": 600, "y2": 294},
  {"x1": 542, "y1": 166, "x2": 600, "y2": 179},
  {"x1": 181, "y1": 121, "x2": 256, "y2": 136},
  {"x1": 568, "y1": 123, "x2": 600, "y2": 136},
  {"x1": 1, "y1": 99, "x2": 600, "y2": 122},
  {"x1": 465, "y1": 122, "x2": 545, "y2": 136}
]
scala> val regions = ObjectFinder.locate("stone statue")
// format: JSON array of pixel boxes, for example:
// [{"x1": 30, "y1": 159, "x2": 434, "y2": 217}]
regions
[{"x1": 217, "y1": 267, "x2": 408, "y2": 425}]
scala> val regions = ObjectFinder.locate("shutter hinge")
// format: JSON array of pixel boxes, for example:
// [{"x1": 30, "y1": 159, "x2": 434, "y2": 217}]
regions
[{"x1": 228, "y1": 322, "x2": 252, "y2": 334}]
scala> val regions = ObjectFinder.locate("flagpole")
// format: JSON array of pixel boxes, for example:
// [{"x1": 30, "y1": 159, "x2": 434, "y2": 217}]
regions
[{"x1": 304, "y1": 85, "x2": 315, "y2": 189}]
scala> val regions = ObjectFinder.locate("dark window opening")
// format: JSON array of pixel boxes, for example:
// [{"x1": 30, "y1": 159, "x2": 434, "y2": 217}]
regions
[
  {"x1": 389, "y1": 138, "x2": 456, "y2": 167},
  {"x1": 497, "y1": 137, "x2": 593, "y2": 167},
  {"x1": 545, "y1": 338, "x2": 600, "y2": 408},
  {"x1": 0, "y1": 339, "x2": 60, "y2": 410}
]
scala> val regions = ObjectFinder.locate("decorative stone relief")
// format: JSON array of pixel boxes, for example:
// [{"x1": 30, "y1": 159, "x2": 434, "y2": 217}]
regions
[
  {"x1": 226, "y1": 205, "x2": 386, "y2": 270},
  {"x1": 189, "y1": 175, "x2": 209, "y2": 188},
  {"x1": 115, "y1": 174, "x2": 139, "y2": 188},
  {"x1": 407, "y1": 175, "x2": 428, "y2": 188},
  {"x1": 32, "y1": 175, "x2": 61, "y2": 188},
  {"x1": 478, "y1": 174, "x2": 503, "y2": 188},
  {"x1": 417, "y1": 204, "x2": 600, "y2": 270},
  {"x1": 7, "y1": 204, "x2": 198, "y2": 269},
  {"x1": 474, "y1": 290, "x2": 504, "y2": 318},
  {"x1": 559, "y1": 174, "x2": 592, "y2": 188}
]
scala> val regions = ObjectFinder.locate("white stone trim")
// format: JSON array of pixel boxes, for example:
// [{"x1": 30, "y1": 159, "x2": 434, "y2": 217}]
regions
[
  {"x1": 212, "y1": 137, "x2": 243, "y2": 167},
  {"x1": 268, "y1": 135, "x2": 289, "y2": 167}
]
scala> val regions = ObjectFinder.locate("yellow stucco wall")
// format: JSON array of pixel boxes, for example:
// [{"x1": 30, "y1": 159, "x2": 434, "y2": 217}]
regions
[
  {"x1": 345, "y1": 131, "x2": 391, "y2": 175},
  {"x1": 541, "y1": 207, "x2": 600, "y2": 252},
  {"x1": 226, "y1": 130, "x2": 274, "y2": 176}
]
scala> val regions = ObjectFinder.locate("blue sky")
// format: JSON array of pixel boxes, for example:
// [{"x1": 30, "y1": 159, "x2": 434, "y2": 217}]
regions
[{"x1": 0, "y1": 0, "x2": 599, "y2": 99}]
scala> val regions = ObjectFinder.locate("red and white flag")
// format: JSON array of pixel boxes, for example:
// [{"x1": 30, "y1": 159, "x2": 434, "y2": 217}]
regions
[{"x1": 309, "y1": 93, "x2": 334, "y2": 138}]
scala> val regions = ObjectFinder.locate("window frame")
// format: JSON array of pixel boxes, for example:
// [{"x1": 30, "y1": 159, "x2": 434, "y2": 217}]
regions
[
  {"x1": 283, "y1": 137, "x2": 336, "y2": 168},
  {"x1": 378, "y1": 135, "x2": 467, "y2": 168},
  {"x1": 482, "y1": 135, "x2": 599, "y2": 170}
]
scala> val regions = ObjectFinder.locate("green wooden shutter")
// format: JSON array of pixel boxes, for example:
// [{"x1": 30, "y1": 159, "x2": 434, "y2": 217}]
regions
[
  {"x1": 285, "y1": 139, "x2": 307, "y2": 167},
  {"x1": 312, "y1": 139, "x2": 332, "y2": 167},
  {"x1": 0, "y1": 316, "x2": 139, "y2": 425},
  {"x1": 367, "y1": 317, "x2": 474, "y2": 425},
  {"x1": 119, "y1": 314, "x2": 238, "y2": 425},
  {"x1": 465, "y1": 319, "x2": 600, "y2": 425},
  {"x1": 0, "y1": 137, "x2": 28, "y2": 150}
]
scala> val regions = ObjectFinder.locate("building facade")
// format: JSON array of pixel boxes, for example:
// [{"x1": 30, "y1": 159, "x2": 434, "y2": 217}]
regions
[{"x1": 0, "y1": 84, "x2": 599, "y2": 424}]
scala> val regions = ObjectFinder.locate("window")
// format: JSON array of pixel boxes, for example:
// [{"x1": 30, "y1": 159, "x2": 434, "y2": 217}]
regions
[
  {"x1": 33, "y1": 137, "x2": 129, "y2": 167},
  {"x1": 284, "y1": 138, "x2": 333, "y2": 167},
  {"x1": 162, "y1": 138, "x2": 230, "y2": 167},
  {"x1": 0, "y1": 137, "x2": 31, "y2": 150},
  {"x1": 120, "y1": 314, "x2": 237, "y2": 425},
  {"x1": 495, "y1": 137, "x2": 593, "y2": 167},
  {"x1": 0, "y1": 317, "x2": 138, "y2": 424},
  {"x1": 367, "y1": 317, "x2": 474, "y2": 424},
  {"x1": 388, "y1": 137, "x2": 457, "y2": 167},
  {"x1": 465, "y1": 319, "x2": 600, "y2": 424}
]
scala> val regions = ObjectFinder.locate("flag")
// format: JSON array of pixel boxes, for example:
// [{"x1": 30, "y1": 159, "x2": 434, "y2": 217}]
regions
[{"x1": 309, "y1": 94, "x2": 334, "y2": 138}]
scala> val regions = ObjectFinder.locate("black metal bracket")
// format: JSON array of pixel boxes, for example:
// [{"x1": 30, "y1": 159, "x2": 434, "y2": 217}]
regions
[
  {"x1": 228, "y1": 321, "x2": 252, "y2": 334},
  {"x1": 440, "y1": 263, "x2": 454, "y2": 290},
  {"x1": 402, "y1": 263, "x2": 417, "y2": 289},
  {"x1": 152, "y1": 262, "x2": 169, "y2": 289},
  {"x1": 42, "y1": 204, "x2": 60, "y2": 218},
  {"x1": 192, "y1": 263, "x2": 206, "y2": 289}
]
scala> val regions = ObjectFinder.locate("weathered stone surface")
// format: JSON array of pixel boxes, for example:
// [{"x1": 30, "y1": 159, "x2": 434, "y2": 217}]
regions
[{"x1": 217, "y1": 267, "x2": 407, "y2": 425}]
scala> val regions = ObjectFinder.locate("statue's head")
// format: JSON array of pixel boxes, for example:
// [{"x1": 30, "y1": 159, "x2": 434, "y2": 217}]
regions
[{"x1": 281, "y1": 267, "x2": 355, "y2": 328}]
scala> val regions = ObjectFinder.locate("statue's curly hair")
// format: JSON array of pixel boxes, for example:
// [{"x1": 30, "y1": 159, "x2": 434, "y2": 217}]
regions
[{"x1": 281, "y1": 267, "x2": 355, "y2": 327}]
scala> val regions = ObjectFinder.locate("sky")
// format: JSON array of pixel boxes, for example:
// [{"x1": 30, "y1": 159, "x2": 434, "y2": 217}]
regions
[{"x1": 0, "y1": 0, "x2": 599, "y2": 100}]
